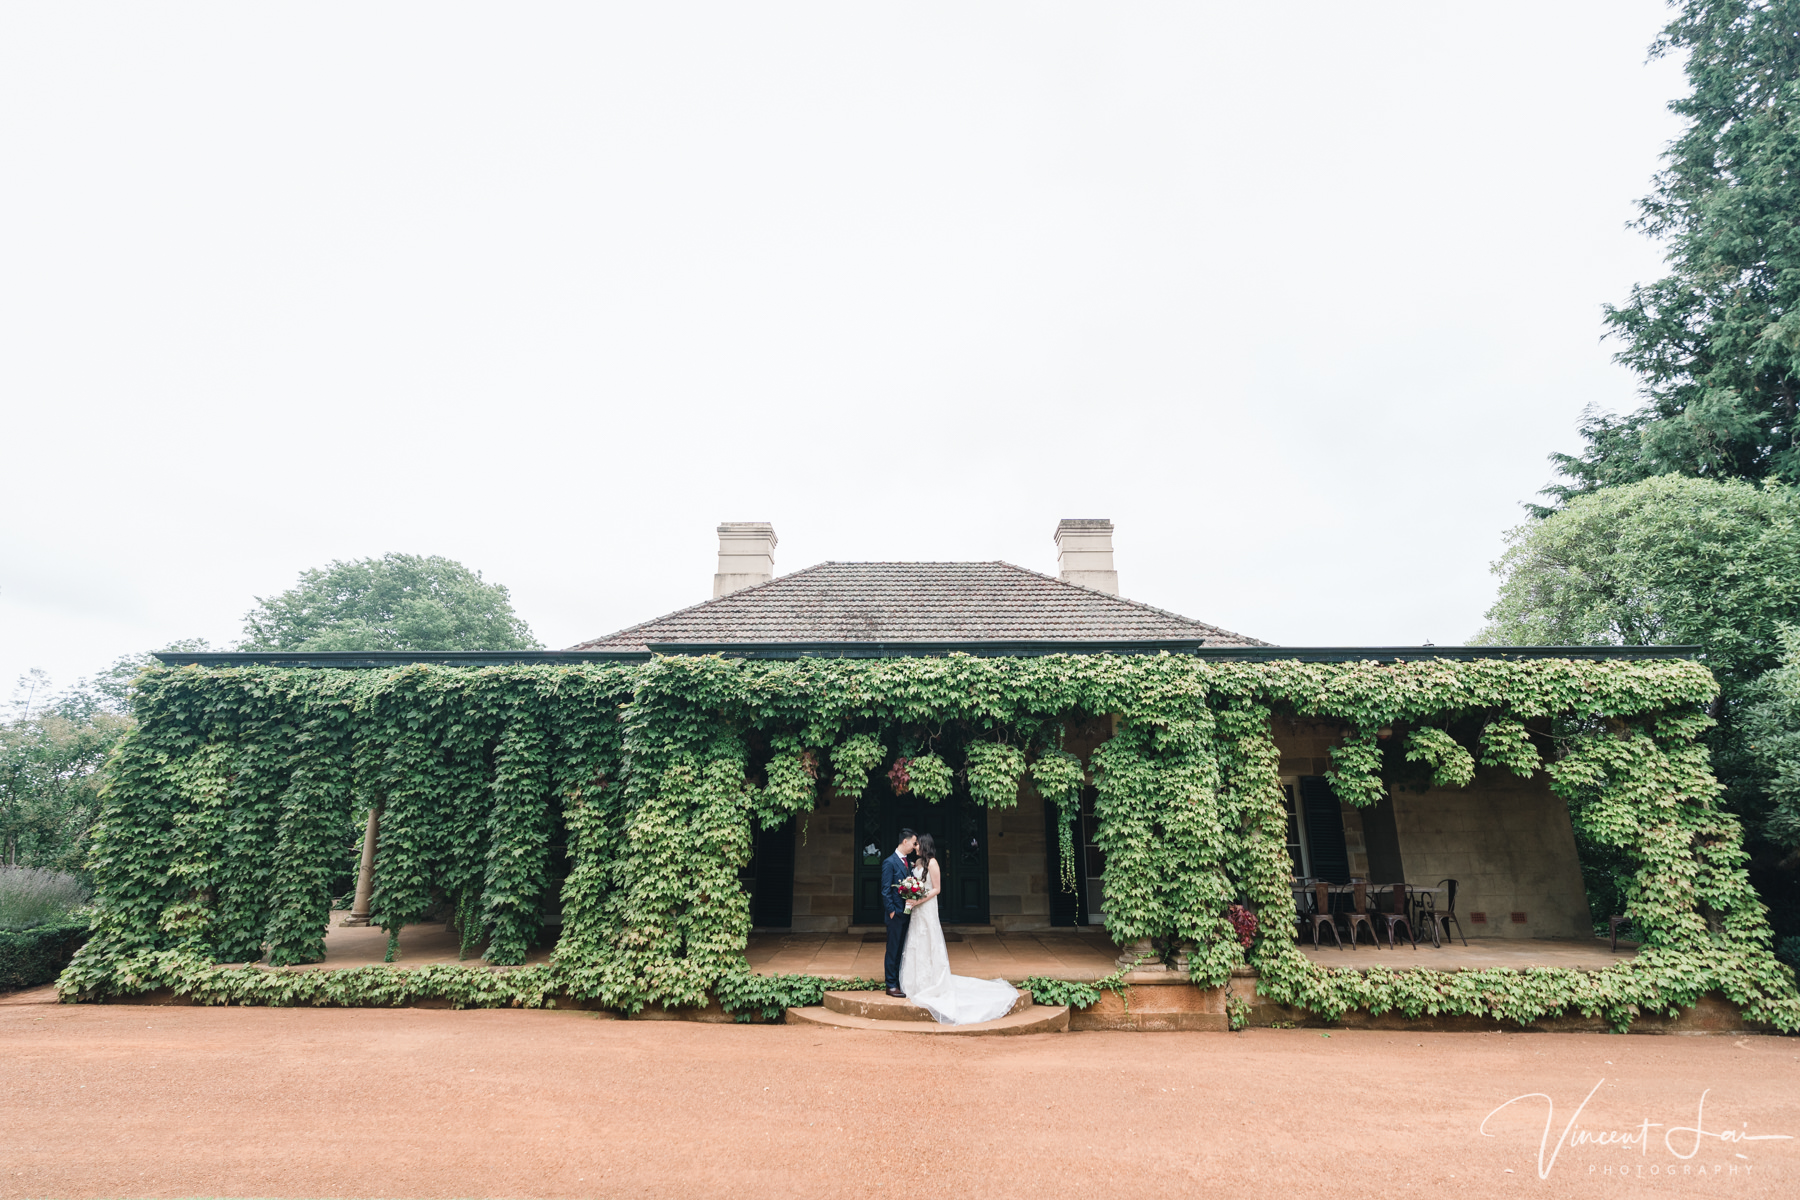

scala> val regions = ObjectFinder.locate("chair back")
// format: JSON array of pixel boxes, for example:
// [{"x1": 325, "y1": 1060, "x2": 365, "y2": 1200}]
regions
[
  {"x1": 1351, "y1": 880, "x2": 1367, "y2": 913},
  {"x1": 1314, "y1": 880, "x2": 1331, "y2": 918},
  {"x1": 1438, "y1": 878, "x2": 1458, "y2": 914},
  {"x1": 1389, "y1": 883, "x2": 1407, "y2": 915}
]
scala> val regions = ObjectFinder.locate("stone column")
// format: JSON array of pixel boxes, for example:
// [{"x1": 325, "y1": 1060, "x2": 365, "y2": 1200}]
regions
[
  {"x1": 1114, "y1": 936, "x2": 1159, "y2": 972},
  {"x1": 341, "y1": 807, "x2": 379, "y2": 927}
]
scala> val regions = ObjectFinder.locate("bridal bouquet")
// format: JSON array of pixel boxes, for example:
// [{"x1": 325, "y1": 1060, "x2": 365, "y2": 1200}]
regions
[{"x1": 895, "y1": 874, "x2": 929, "y2": 912}]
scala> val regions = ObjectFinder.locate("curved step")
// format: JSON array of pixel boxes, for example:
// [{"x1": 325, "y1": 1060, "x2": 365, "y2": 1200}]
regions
[
  {"x1": 823, "y1": 989, "x2": 1033, "y2": 1022},
  {"x1": 787, "y1": 1003, "x2": 1069, "y2": 1036}
]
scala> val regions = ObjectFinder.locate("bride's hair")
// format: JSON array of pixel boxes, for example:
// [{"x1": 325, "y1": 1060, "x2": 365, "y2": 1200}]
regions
[{"x1": 914, "y1": 833, "x2": 938, "y2": 870}]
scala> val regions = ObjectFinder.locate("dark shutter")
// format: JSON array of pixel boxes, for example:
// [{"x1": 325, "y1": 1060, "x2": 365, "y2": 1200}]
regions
[
  {"x1": 1361, "y1": 790, "x2": 1406, "y2": 885},
  {"x1": 1299, "y1": 776, "x2": 1350, "y2": 884},
  {"x1": 1044, "y1": 788, "x2": 1088, "y2": 927}
]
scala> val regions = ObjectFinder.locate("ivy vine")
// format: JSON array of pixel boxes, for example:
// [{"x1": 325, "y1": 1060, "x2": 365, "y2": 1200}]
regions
[{"x1": 58, "y1": 653, "x2": 1800, "y2": 1032}]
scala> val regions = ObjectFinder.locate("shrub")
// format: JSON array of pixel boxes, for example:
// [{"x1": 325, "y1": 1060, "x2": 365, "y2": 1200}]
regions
[
  {"x1": 1, "y1": 922, "x2": 90, "y2": 992},
  {"x1": 0, "y1": 866, "x2": 89, "y2": 931}
]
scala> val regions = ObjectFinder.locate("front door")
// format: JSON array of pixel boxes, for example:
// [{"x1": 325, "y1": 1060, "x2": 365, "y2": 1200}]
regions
[{"x1": 851, "y1": 775, "x2": 989, "y2": 926}]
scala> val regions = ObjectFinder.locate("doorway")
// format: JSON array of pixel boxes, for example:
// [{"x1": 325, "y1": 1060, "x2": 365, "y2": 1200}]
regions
[{"x1": 851, "y1": 774, "x2": 989, "y2": 926}]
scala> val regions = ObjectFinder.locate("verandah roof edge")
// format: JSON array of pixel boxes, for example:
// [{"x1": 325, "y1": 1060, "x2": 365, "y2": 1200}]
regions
[{"x1": 153, "y1": 643, "x2": 1701, "y2": 668}]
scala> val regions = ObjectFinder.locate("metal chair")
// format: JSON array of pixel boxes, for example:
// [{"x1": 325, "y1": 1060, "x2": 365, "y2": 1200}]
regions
[
  {"x1": 1608, "y1": 914, "x2": 1631, "y2": 952},
  {"x1": 1378, "y1": 883, "x2": 1416, "y2": 949},
  {"x1": 1303, "y1": 880, "x2": 1343, "y2": 949},
  {"x1": 1340, "y1": 879, "x2": 1379, "y2": 949},
  {"x1": 1421, "y1": 878, "x2": 1467, "y2": 947}
]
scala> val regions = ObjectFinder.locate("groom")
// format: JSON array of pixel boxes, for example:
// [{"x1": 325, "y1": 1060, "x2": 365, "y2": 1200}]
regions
[{"x1": 882, "y1": 829, "x2": 918, "y2": 998}]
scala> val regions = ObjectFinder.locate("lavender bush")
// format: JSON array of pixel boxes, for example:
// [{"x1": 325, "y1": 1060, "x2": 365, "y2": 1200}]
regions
[{"x1": 0, "y1": 866, "x2": 90, "y2": 930}]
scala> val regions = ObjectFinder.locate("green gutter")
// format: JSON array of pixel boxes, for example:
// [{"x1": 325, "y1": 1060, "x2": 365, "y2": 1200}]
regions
[
  {"x1": 154, "y1": 650, "x2": 651, "y2": 668},
  {"x1": 645, "y1": 642, "x2": 1702, "y2": 662},
  {"x1": 155, "y1": 643, "x2": 1701, "y2": 668}
]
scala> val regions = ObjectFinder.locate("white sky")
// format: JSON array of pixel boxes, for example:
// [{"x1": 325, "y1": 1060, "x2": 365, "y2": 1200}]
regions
[{"x1": 2, "y1": 2, "x2": 1688, "y2": 694}]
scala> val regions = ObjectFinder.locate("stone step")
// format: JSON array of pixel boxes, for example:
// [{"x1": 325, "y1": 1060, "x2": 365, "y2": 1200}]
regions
[
  {"x1": 845, "y1": 924, "x2": 997, "y2": 937},
  {"x1": 822, "y1": 989, "x2": 1034, "y2": 1022},
  {"x1": 787, "y1": 1003, "x2": 1069, "y2": 1036}
]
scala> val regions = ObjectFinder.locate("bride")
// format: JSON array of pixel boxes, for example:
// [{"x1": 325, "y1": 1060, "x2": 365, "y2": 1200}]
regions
[{"x1": 898, "y1": 834, "x2": 1021, "y2": 1025}]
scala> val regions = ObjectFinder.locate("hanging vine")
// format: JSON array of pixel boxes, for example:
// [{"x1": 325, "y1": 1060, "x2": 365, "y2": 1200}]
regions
[{"x1": 1030, "y1": 749, "x2": 1085, "y2": 898}]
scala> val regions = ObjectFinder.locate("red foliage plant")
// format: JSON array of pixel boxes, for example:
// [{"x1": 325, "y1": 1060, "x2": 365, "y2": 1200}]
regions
[{"x1": 1226, "y1": 904, "x2": 1258, "y2": 948}]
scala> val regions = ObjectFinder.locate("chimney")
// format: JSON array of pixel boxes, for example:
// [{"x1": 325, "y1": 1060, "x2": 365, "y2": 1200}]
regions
[
  {"x1": 713, "y1": 521, "x2": 777, "y2": 597},
  {"x1": 1055, "y1": 518, "x2": 1118, "y2": 595}
]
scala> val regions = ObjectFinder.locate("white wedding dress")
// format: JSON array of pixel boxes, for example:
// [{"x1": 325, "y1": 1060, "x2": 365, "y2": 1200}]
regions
[{"x1": 898, "y1": 864, "x2": 1020, "y2": 1025}]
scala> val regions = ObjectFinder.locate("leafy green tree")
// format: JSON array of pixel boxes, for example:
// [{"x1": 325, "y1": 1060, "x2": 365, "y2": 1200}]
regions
[
  {"x1": 1480, "y1": 475, "x2": 1800, "y2": 693},
  {"x1": 1546, "y1": 0, "x2": 1800, "y2": 506},
  {"x1": 239, "y1": 554, "x2": 539, "y2": 652},
  {"x1": 1, "y1": 642, "x2": 216, "y2": 878},
  {"x1": 1745, "y1": 627, "x2": 1800, "y2": 850},
  {"x1": 63, "y1": 639, "x2": 213, "y2": 716},
  {"x1": 1, "y1": 691, "x2": 129, "y2": 876},
  {"x1": 1477, "y1": 474, "x2": 1800, "y2": 933}
]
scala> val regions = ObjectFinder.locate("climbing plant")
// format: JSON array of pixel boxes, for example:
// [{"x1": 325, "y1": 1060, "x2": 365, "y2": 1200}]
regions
[
  {"x1": 1030, "y1": 749, "x2": 1085, "y2": 898},
  {"x1": 57, "y1": 653, "x2": 1800, "y2": 1031}
]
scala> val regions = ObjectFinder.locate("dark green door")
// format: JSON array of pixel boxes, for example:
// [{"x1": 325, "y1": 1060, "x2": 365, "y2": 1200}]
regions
[{"x1": 852, "y1": 776, "x2": 988, "y2": 926}]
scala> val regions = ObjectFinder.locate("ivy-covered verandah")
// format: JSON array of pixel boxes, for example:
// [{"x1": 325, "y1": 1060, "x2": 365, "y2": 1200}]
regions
[{"x1": 58, "y1": 650, "x2": 1800, "y2": 1031}]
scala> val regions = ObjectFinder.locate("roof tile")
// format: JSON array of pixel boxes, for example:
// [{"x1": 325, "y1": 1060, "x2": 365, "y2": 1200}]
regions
[{"x1": 569, "y1": 561, "x2": 1266, "y2": 651}]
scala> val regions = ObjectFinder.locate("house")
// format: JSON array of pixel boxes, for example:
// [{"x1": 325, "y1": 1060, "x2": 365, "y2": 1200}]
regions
[
  {"x1": 108, "y1": 512, "x2": 1789, "y2": 1031},
  {"x1": 566, "y1": 519, "x2": 1596, "y2": 942}
]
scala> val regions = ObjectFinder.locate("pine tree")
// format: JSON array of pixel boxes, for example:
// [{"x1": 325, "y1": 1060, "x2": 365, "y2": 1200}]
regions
[{"x1": 1546, "y1": 1, "x2": 1800, "y2": 506}]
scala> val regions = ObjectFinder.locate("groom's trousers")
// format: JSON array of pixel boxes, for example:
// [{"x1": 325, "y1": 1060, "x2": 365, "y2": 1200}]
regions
[{"x1": 883, "y1": 908, "x2": 910, "y2": 991}]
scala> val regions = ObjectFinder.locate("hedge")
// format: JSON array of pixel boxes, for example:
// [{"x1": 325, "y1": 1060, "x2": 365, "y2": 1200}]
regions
[{"x1": 2, "y1": 922, "x2": 91, "y2": 992}]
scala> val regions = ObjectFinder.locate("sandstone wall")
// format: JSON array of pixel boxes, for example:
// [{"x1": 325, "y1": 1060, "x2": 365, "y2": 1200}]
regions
[
  {"x1": 990, "y1": 783, "x2": 1050, "y2": 932},
  {"x1": 1269, "y1": 716, "x2": 1593, "y2": 939},
  {"x1": 788, "y1": 799, "x2": 855, "y2": 933}
]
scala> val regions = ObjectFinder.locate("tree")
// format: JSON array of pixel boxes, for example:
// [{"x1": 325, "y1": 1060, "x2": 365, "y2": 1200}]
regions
[
  {"x1": 1477, "y1": 474, "x2": 1800, "y2": 935},
  {"x1": 239, "y1": 554, "x2": 540, "y2": 652},
  {"x1": 1744, "y1": 627, "x2": 1800, "y2": 959},
  {"x1": 0, "y1": 688, "x2": 129, "y2": 875},
  {"x1": 0, "y1": 641, "x2": 219, "y2": 877},
  {"x1": 1479, "y1": 475, "x2": 1800, "y2": 691},
  {"x1": 1545, "y1": 1, "x2": 1800, "y2": 507}
]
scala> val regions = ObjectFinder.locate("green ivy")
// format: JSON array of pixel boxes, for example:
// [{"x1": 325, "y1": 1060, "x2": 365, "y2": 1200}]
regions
[
  {"x1": 1406, "y1": 727, "x2": 1476, "y2": 789},
  {"x1": 57, "y1": 654, "x2": 1800, "y2": 1032},
  {"x1": 830, "y1": 733, "x2": 885, "y2": 799},
  {"x1": 1022, "y1": 975, "x2": 1101, "y2": 1008},
  {"x1": 713, "y1": 970, "x2": 883, "y2": 1022},
  {"x1": 964, "y1": 741, "x2": 1025, "y2": 808},
  {"x1": 907, "y1": 752, "x2": 954, "y2": 803}
]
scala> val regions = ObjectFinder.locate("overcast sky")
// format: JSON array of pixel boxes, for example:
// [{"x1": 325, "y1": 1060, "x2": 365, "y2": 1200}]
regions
[{"x1": 2, "y1": 2, "x2": 1689, "y2": 695}]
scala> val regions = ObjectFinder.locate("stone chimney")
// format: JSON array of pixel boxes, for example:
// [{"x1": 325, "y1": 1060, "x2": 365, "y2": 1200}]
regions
[
  {"x1": 1055, "y1": 518, "x2": 1118, "y2": 595},
  {"x1": 713, "y1": 522, "x2": 777, "y2": 597}
]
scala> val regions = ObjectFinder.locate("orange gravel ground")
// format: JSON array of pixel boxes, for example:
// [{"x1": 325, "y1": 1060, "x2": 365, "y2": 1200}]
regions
[{"x1": 3, "y1": 985, "x2": 1797, "y2": 1199}]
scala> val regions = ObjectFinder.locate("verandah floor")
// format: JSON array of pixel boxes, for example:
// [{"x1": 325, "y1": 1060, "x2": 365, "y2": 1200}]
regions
[
  {"x1": 747, "y1": 929, "x2": 1123, "y2": 981},
  {"x1": 300, "y1": 917, "x2": 555, "y2": 969},
  {"x1": 745, "y1": 930, "x2": 1637, "y2": 981},
  {"x1": 293, "y1": 918, "x2": 1634, "y2": 979},
  {"x1": 1295, "y1": 934, "x2": 1635, "y2": 971}
]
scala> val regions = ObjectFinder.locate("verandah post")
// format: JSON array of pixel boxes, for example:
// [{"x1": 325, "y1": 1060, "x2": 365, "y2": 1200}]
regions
[{"x1": 342, "y1": 806, "x2": 380, "y2": 927}]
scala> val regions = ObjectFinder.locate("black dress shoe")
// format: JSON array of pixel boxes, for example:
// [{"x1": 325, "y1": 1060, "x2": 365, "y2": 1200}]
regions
[{"x1": 886, "y1": 988, "x2": 906, "y2": 998}]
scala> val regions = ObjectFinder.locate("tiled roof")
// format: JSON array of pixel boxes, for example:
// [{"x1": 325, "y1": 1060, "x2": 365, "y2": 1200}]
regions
[{"x1": 569, "y1": 561, "x2": 1267, "y2": 651}]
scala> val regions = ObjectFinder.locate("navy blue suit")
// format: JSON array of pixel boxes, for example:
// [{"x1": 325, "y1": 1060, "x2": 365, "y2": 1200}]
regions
[{"x1": 881, "y1": 851, "x2": 912, "y2": 991}]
